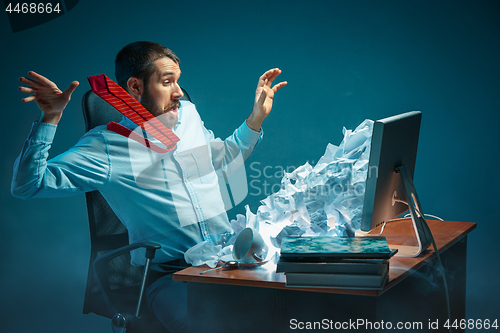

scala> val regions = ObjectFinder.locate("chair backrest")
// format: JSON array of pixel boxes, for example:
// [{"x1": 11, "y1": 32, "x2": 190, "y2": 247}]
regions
[{"x1": 82, "y1": 88, "x2": 191, "y2": 317}]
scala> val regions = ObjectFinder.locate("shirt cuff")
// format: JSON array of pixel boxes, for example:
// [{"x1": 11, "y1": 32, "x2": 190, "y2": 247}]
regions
[
  {"x1": 28, "y1": 121, "x2": 57, "y2": 143},
  {"x1": 238, "y1": 120, "x2": 264, "y2": 147}
]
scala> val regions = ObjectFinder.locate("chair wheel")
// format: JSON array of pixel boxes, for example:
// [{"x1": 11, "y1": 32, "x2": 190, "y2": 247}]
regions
[{"x1": 112, "y1": 313, "x2": 135, "y2": 333}]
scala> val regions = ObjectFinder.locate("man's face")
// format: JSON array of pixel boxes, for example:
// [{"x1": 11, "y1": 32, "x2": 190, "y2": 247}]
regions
[{"x1": 140, "y1": 57, "x2": 183, "y2": 128}]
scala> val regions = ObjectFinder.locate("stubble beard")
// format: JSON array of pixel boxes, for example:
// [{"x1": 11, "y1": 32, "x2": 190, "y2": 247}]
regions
[{"x1": 141, "y1": 88, "x2": 180, "y2": 129}]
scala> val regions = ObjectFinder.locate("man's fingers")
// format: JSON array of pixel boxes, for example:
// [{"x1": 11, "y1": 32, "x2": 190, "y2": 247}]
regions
[
  {"x1": 62, "y1": 81, "x2": 79, "y2": 99},
  {"x1": 19, "y1": 76, "x2": 42, "y2": 88},
  {"x1": 267, "y1": 69, "x2": 281, "y2": 84},
  {"x1": 258, "y1": 68, "x2": 278, "y2": 85},
  {"x1": 272, "y1": 81, "x2": 288, "y2": 93},
  {"x1": 257, "y1": 74, "x2": 268, "y2": 87},
  {"x1": 22, "y1": 95, "x2": 37, "y2": 103},
  {"x1": 255, "y1": 69, "x2": 285, "y2": 107},
  {"x1": 262, "y1": 68, "x2": 282, "y2": 86},
  {"x1": 18, "y1": 86, "x2": 37, "y2": 94},
  {"x1": 261, "y1": 68, "x2": 280, "y2": 78},
  {"x1": 28, "y1": 71, "x2": 57, "y2": 87}
]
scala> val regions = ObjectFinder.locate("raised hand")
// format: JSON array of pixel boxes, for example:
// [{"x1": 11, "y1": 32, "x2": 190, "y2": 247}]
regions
[
  {"x1": 19, "y1": 71, "x2": 79, "y2": 125},
  {"x1": 247, "y1": 68, "x2": 287, "y2": 132}
]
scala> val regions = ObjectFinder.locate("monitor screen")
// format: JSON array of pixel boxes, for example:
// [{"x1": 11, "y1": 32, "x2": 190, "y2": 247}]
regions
[{"x1": 360, "y1": 111, "x2": 422, "y2": 232}]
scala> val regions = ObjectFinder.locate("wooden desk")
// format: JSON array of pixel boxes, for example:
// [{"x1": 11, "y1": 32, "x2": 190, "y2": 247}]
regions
[{"x1": 174, "y1": 220, "x2": 476, "y2": 332}]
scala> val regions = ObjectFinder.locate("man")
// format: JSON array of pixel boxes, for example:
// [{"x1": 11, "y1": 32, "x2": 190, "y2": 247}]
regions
[{"x1": 12, "y1": 41, "x2": 286, "y2": 332}]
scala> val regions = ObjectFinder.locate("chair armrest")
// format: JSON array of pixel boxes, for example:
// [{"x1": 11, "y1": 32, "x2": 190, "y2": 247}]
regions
[
  {"x1": 94, "y1": 242, "x2": 161, "y2": 267},
  {"x1": 93, "y1": 242, "x2": 161, "y2": 317}
]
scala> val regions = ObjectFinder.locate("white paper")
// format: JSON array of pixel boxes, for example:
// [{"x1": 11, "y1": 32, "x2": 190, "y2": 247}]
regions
[{"x1": 184, "y1": 119, "x2": 374, "y2": 267}]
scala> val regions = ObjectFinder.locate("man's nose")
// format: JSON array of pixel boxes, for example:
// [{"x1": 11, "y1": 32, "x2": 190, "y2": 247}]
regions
[{"x1": 173, "y1": 83, "x2": 184, "y2": 99}]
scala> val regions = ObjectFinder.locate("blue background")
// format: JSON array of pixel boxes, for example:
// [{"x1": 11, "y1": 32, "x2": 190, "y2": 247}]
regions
[{"x1": 1, "y1": 0, "x2": 498, "y2": 331}]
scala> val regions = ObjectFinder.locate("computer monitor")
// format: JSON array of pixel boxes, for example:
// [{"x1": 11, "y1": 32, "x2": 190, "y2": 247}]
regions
[{"x1": 360, "y1": 111, "x2": 433, "y2": 257}]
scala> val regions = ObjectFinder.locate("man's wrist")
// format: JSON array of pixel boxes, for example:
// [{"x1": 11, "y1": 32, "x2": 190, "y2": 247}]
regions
[
  {"x1": 246, "y1": 111, "x2": 265, "y2": 132},
  {"x1": 39, "y1": 112, "x2": 62, "y2": 125}
]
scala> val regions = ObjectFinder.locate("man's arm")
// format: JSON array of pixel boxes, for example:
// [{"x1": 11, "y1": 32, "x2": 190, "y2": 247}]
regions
[
  {"x1": 245, "y1": 68, "x2": 287, "y2": 132},
  {"x1": 11, "y1": 125, "x2": 110, "y2": 199},
  {"x1": 12, "y1": 72, "x2": 109, "y2": 199}
]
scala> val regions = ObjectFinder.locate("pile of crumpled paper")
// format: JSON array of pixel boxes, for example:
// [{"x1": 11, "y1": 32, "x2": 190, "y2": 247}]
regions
[{"x1": 185, "y1": 119, "x2": 374, "y2": 267}]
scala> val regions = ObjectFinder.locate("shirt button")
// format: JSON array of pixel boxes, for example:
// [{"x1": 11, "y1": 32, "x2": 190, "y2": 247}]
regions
[
  {"x1": 184, "y1": 178, "x2": 188, "y2": 183},
  {"x1": 204, "y1": 231, "x2": 208, "y2": 235},
  {"x1": 196, "y1": 204, "x2": 199, "y2": 209}
]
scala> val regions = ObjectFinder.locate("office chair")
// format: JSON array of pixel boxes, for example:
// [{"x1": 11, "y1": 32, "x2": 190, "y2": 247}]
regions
[{"x1": 81, "y1": 87, "x2": 192, "y2": 333}]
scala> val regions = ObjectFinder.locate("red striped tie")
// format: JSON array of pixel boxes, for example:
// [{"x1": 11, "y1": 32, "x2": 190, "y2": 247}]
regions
[{"x1": 87, "y1": 74, "x2": 180, "y2": 153}]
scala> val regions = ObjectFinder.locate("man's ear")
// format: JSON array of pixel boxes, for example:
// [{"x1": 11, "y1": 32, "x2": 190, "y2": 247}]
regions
[{"x1": 126, "y1": 77, "x2": 144, "y2": 100}]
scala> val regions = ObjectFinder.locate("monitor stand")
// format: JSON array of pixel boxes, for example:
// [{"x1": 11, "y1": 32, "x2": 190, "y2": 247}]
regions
[{"x1": 391, "y1": 164, "x2": 434, "y2": 257}]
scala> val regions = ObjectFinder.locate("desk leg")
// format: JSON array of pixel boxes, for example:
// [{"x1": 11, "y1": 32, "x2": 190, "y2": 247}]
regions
[{"x1": 378, "y1": 237, "x2": 467, "y2": 332}]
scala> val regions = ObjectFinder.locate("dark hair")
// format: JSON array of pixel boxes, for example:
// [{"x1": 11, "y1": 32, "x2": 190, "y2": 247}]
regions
[{"x1": 115, "y1": 41, "x2": 180, "y2": 90}]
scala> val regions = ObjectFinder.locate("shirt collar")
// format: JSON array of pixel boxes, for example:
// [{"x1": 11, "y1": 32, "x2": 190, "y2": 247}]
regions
[{"x1": 175, "y1": 100, "x2": 184, "y2": 129}]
